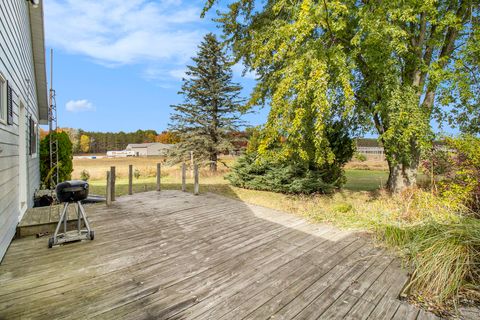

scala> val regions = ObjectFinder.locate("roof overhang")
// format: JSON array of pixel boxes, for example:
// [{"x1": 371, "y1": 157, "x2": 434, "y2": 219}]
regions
[{"x1": 28, "y1": 1, "x2": 48, "y2": 125}]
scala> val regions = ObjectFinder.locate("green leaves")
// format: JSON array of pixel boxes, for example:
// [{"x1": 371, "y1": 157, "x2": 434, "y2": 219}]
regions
[
  {"x1": 206, "y1": 0, "x2": 479, "y2": 190},
  {"x1": 380, "y1": 85, "x2": 432, "y2": 165},
  {"x1": 40, "y1": 132, "x2": 73, "y2": 188}
]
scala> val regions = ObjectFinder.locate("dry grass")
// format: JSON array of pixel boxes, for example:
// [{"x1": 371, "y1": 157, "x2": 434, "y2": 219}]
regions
[
  {"x1": 73, "y1": 156, "x2": 167, "y2": 180},
  {"x1": 74, "y1": 154, "x2": 388, "y2": 181},
  {"x1": 73, "y1": 156, "x2": 236, "y2": 181},
  {"x1": 345, "y1": 156, "x2": 388, "y2": 171}
]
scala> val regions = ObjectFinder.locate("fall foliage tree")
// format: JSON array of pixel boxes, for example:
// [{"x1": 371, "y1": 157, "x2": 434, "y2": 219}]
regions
[
  {"x1": 79, "y1": 134, "x2": 90, "y2": 153},
  {"x1": 155, "y1": 131, "x2": 180, "y2": 144}
]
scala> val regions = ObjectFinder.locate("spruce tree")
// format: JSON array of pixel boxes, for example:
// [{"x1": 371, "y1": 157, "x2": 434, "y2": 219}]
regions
[{"x1": 169, "y1": 33, "x2": 245, "y2": 171}]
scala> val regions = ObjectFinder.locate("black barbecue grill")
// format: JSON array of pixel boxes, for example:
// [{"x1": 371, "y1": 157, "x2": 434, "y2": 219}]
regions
[
  {"x1": 48, "y1": 180, "x2": 94, "y2": 248},
  {"x1": 56, "y1": 180, "x2": 89, "y2": 202}
]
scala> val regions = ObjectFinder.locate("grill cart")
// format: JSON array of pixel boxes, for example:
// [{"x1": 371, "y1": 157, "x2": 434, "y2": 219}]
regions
[{"x1": 48, "y1": 180, "x2": 94, "y2": 248}]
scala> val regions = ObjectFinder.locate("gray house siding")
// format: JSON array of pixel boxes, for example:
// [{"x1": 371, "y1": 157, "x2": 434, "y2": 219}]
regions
[{"x1": 0, "y1": 0, "x2": 44, "y2": 260}]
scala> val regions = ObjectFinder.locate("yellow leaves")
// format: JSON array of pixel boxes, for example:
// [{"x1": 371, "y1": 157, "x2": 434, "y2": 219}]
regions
[{"x1": 272, "y1": 0, "x2": 287, "y2": 15}]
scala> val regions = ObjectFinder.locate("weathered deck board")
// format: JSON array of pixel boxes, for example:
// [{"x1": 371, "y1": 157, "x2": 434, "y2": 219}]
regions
[{"x1": 0, "y1": 190, "x2": 439, "y2": 319}]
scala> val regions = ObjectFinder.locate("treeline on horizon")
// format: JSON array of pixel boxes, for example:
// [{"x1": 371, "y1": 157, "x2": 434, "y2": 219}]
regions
[
  {"x1": 39, "y1": 127, "x2": 383, "y2": 155},
  {"x1": 39, "y1": 128, "x2": 250, "y2": 154},
  {"x1": 40, "y1": 128, "x2": 180, "y2": 154}
]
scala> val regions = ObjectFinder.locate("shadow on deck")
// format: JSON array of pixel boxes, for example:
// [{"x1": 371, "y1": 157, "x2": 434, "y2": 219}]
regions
[{"x1": 0, "y1": 190, "x2": 439, "y2": 319}]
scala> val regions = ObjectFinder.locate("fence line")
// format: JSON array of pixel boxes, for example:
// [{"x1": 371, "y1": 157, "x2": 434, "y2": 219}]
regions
[
  {"x1": 356, "y1": 145, "x2": 451, "y2": 158},
  {"x1": 356, "y1": 146, "x2": 384, "y2": 156},
  {"x1": 105, "y1": 162, "x2": 201, "y2": 206}
]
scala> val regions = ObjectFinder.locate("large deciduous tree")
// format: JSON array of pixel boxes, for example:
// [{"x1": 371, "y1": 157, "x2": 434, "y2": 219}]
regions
[
  {"x1": 203, "y1": 0, "x2": 480, "y2": 192},
  {"x1": 169, "y1": 33, "x2": 245, "y2": 171}
]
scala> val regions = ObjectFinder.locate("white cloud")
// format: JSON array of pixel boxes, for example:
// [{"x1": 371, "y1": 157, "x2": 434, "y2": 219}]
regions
[
  {"x1": 44, "y1": 0, "x2": 208, "y2": 80},
  {"x1": 232, "y1": 62, "x2": 258, "y2": 80},
  {"x1": 66, "y1": 100, "x2": 94, "y2": 112},
  {"x1": 169, "y1": 68, "x2": 187, "y2": 80}
]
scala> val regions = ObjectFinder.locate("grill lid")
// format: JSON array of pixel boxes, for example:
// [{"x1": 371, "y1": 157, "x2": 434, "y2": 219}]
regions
[
  {"x1": 56, "y1": 180, "x2": 89, "y2": 202},
  {"x1": 56, "y1": 180, "x2": 89, "y2": 192}
]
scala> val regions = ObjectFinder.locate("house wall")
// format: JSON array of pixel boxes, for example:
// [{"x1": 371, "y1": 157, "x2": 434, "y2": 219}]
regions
[
  {"x1": 146, "y1": 145, "x2": 157, "y2": 156},
  {"x1": 132, "y1": 147, "x2": 148, "y2": 156},
  {"x1": 0, "y1": 0, "x2": 40, "y2": 260},
  {"x1": 146, "y1": 144, "x2": 170, "y2": 156}
]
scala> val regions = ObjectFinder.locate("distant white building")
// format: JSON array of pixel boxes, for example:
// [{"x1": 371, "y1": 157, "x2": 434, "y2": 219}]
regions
[
  {"x1": 106, "y1": 150, "x2": 136, "y2": 158},
  {"x1": 125, "y1": 143, "x2": 174, "y2": 157}
]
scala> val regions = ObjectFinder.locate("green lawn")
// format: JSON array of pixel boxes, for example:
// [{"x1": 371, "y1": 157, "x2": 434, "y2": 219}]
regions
[{"x1": 344, "y1": 170, "x2": 388, "y2": 191}]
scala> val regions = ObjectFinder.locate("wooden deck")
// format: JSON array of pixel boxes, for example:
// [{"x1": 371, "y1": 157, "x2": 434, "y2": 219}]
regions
[{"x1": 0, "y1": 191, "x2": 439, "y2": 319}]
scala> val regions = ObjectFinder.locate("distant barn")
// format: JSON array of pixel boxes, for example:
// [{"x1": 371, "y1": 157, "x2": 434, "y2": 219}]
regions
[{"x1": 125, "y1": 143, "x2": 174, "y2": 157}]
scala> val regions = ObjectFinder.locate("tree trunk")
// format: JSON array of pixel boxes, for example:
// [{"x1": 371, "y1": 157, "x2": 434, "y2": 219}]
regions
[
  {"x1": 386, "y1": 142, "x2": 420, "y2": 193},
  {"x1": 209, "y1": 152, "x2": 217, "y2": 172},
  {"x1": 386, "y1": 161, "x2": 418, "y2": 193}
]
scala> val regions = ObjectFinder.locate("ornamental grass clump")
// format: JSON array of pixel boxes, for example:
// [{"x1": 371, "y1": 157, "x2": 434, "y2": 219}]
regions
[{"x1": 382, "y1": 218, "x2": 480, "y2": 305}]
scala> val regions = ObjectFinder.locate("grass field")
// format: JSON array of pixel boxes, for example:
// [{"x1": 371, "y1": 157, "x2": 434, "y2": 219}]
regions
[
  {"x1": 77, "y1": 156, "x2": 389, "y2": 216},
  {"x1": 87, "y1": 169, "x2": 389, "y2": 196},
  {"x1": 74, "y1": 156, "x2": 389, "y2": 194}
]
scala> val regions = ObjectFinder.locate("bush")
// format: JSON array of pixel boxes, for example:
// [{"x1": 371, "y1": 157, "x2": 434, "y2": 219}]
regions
[
  {"x1": 421, "y1": 147, "x2": 452, "y2": 176},
  {"x1": 134, "y1": 168, "x2": 141, "y2": 179},
  {"x1": 80, "y1": 170, "x2": 90, "y2": 181},
  {"x1": 227, "y1": 153, "x2": 343, "y2": 194},
  {"x1": 40, "y1": 131, "x2": 73, "y2": 188},
  {"x1": 353, "y1": 152, "x2": 367, "y2": 162},
  {"x1": 439, "y1": 136, "x2": 480, "y2": 213},
  {"x1": 227, "y1": 121, "x2": 354, "y2": 194}
]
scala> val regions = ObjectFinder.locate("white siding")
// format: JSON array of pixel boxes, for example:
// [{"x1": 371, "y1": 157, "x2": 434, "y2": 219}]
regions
[{"x1": 0, "y1": 0, "x2": 41, "y2": 260}]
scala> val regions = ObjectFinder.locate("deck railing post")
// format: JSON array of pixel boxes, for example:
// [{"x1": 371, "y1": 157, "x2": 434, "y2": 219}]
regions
[
  {"x1": 181, "y1": 162, "x2": 186, "y2": 192},
  {"x1": 110, "y1": 166, "x2": 116, "y2": 201},
  {"x1": 157, "y1": 163, "x2": 161, "y2": 192},
  {"x1": 190, "y1": 151, "x2": 194, "y2": 178},
  {"x1": 194, "y1": 164, "x2": 199, "y2": 195},
  {"x1": 106, "y1": 171, "x2": 112, "y2": 206},
  {"x1": 128, "y1": 165, "x2": 133, "y2": 195}
]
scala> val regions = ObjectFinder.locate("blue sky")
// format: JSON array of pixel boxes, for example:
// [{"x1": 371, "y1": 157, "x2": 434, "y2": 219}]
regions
[
  {"x1": 44, "y1": 0, "x2": 266, "y2": 133},
  {"x1": 43, "y1": 0, "x2": 457, "y2": 137}
]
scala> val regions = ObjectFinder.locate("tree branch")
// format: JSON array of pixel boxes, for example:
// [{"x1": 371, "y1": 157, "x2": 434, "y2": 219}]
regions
[
  {"x1": 421, "y1": 1, "x2": 471, "y2": 110},
  {"x1": 322, "y1": 0, "x2": 336, "y2": 44}
]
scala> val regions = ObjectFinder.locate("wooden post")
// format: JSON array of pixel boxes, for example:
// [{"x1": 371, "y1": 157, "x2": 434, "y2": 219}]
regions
[
  {"x1": 110, "y1": 166, "x2": 116, "y2": 201},
  {"x1": 181, "y1": 162, "x2": 186, "y2": 192},
  {"x1": 156, "y1": 163, "x2": 161, "y2": 192},
  {"x1": 194, "y1": 164, "x2": 199, "y2": 195},
  {"x1": 128, "y1": 165, "x2": 133, "y2": 195},
  {"x1": 106, "y1": 171, "x2": 112, "y2": 206},
  {"x1": 190, "y1": 151, "x2": 194, "y2": 178}
]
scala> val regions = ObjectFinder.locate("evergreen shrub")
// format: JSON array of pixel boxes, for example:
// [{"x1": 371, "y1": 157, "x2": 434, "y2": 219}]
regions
[{"x1": 227, "y1": 123, "x2": 354, "y2": 194}]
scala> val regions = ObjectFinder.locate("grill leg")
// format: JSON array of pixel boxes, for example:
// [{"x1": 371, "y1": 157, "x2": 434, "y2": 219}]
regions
[
  {"x1": 49, "y1": 201, "x2": 93, "y2": 247},
  {"x1": 63, "y1": 203, "x2": 68, "y2": 234},
  {"x1": 77, "y1": 202, "x2": 81, "y2": 234},
  {"x1": 53, "y1": 202, "x2": 69, "y2": 243},
  {"x1": 78, "y1": 202, "x2": 92, "y2": 233}
]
